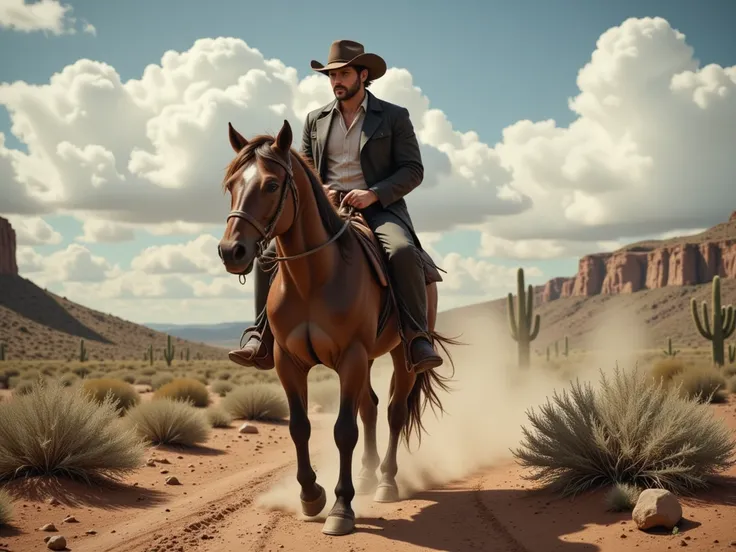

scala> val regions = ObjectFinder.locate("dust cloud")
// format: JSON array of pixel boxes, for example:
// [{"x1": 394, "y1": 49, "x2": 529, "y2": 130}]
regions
[{"x1": 255, "y1": 303, "x2": 649, "y2": 519}]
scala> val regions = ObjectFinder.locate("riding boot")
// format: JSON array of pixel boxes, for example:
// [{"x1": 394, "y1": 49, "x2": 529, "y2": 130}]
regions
[
  {"x1": 387, "y1": 245, "x2": 443, "y2": 374},
  {"x1": 228, "y1": 243, "x2": 276, "y2": 370}
]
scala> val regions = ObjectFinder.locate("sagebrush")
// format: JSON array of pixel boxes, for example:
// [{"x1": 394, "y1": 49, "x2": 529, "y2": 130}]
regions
[
  {"x1": 126, "y1": 399, "x2": 210, "y2": 446},
  {"x1": 222, "y1": 383, "x2": 289, "y2": 421},
  {"x1": 512, "y1": 366, "x2": 736, "y2": 497},
  {"x1": 0, "y1": 379, "x2": 146, "y2": 483}
]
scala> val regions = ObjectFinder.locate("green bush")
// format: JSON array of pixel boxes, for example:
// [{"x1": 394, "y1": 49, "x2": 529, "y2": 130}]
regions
[
  {"x1": 126, "y1": 399, "x2": 210, "y2": 447},
  {"x1": 0, "y1": 379, "x2": 145, "y2": 483},
  {"x1": 512, "y1": 367, "x2": 736, "y2": 497},
  {"x1": 153, "y1": 377, "x2": 210, "y2": 407},
  {"x1": 222, "y1": 383, "x2": 288, "y2": 421},
  {"x1": 82, "y1": 378, "x2": 141, "y2": 412}
]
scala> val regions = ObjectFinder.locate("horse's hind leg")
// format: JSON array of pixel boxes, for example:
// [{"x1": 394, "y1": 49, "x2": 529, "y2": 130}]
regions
[
  {"x1": 273, "y1": 345, "x2": 326, "y2": 518},
  {"x1": 322, "y1": 343, "x2": 370, "y2": 536},
  {"x1": 375, "y1": 344, "x2": 416, "y2": 503},
  {"x1": 356, "y1": 360, "x2": 380, "y2": 495}
]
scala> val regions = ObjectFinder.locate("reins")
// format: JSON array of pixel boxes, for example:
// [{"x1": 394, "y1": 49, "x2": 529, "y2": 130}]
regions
[{"x1": 226, "y1": 145, "x2": 353, "y2": 284}]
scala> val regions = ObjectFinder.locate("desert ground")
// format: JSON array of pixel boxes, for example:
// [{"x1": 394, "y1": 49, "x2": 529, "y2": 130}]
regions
[{"x1": 2, "y1": 302, "x2": 736, "y2": 552}]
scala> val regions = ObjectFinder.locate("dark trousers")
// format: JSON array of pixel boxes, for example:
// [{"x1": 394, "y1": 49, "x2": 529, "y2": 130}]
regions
[{"x1": 249, "y1": 204, "x2": 429, "y2": 341}]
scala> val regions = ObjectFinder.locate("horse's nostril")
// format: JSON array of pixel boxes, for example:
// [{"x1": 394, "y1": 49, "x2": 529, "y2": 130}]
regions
[{"x1": 232, "y1": 243, "x2": 246, "y2": 261}]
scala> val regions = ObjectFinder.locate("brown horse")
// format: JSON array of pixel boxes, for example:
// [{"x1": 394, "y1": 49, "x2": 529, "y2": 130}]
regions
[{"x1": 217, "y1": 119, "x2": 458, "y2": 536}]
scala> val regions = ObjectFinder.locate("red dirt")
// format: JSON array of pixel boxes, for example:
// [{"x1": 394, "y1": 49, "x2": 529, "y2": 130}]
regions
[{"x1": 1, "y1": 394, "x2": 735, "y2": 552}]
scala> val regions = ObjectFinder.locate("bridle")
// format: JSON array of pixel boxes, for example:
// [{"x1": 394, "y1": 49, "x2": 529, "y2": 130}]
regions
[{"x1": 225, "y1": 146, "x2": 352, "y2": 284}]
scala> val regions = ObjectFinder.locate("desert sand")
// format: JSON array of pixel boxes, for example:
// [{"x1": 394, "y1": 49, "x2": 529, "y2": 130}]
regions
[{"x1": 3, "y1": 305, "x2": 736, "y2": 552}]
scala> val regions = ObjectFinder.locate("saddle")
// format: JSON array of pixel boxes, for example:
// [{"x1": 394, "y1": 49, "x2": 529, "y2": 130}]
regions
[{"x1": 338, "y1": 207, "x2": 444, "y2": 288}]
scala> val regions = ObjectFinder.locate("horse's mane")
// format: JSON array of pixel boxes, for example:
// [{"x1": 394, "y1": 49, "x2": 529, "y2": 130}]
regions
[{"x1": 222, "y1": 134, "x2": 352, "y2": 253}]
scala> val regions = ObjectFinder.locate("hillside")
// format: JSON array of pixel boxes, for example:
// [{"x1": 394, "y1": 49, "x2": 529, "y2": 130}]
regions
[
  {"x1": 438, "y1": 278, "x2": 736, "y2": 353},
  {"x1": 0, "y1": 275, "x2": 229, "y2": 361}
]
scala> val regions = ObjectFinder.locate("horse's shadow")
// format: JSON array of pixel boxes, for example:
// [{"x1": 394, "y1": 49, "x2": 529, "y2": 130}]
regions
[{"x1": 349, "y1": 482, "x2": 721, "y2": 552}]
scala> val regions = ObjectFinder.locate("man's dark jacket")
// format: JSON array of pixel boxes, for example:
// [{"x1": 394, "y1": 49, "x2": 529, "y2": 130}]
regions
[{"x1": 300, "y1": 89, "x2": 426, "y2": 250}]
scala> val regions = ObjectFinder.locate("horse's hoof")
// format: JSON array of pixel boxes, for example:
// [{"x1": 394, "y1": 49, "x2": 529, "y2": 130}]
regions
[
  {"x1": 373, "y1": 481, "x2": 400, "y2": 503},
  {"x1": 355, "y1": 472, "x2": 378, "y2": 495},
  {"x1": 321, "y1": 511, "x2": 355, "y2": 536},
  {"x1": 301, "y1": 484, "x2": 326, "y2": 517}
]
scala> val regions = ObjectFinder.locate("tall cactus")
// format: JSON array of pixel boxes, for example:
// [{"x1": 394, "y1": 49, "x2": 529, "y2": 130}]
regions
[
  {"x1": 0, "y1": 342, "x2": 5, "y2": 361},
  {"x1": 507, "y1": 267, "x2": 540, "y2": 369},
  {"x1": 163, "y1": 334, "x2": 175, "y2": 366},
  {"x1": 691, "y1": 276, "x2": 736, "y2": 366},
  {"x1": 729, "y1": 343, "x2": 735, "y2": 364}
]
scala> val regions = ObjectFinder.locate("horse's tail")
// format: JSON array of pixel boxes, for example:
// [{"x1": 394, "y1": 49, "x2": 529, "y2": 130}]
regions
[{"x1": 402, "y1": 330, "x2": 465, "y2": 448}]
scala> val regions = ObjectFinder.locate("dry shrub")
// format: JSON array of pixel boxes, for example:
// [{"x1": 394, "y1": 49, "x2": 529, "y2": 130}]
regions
[
  {"x1": 11, "y1": 379, "x2": 36, "y2": 396},
  {"x1": 59, "y1": 373, "x2": 79, "y2": 387},
  {"x1": 727, "y1": 376, "x2": 736, "y2": 394},
  {"x1": 649, "y1": 358, "x2": 685, "y2": 383},
  {"x1": 672, "y1": 365, "x2": 728, "y2": 404},
  {"x1": 0, "y1": 488, "x2": 12, "y2": 526},
  {"x1": 206, "y1": 406, "x2": 233, "y2": 428},
  {"x1": 126, "y1": 399, "x2": 210, "y2": 446},
  {"x1": 151, "y1": 373, "x2": 174, "y2": 390},
  {"x1": 222, "y1": 384, "x2": 288, "y2": 421},
  {"x1": 0, "y1": 379, "x2": 146, "y2": 483},
  {"x1": 210, "y1": 380, "x2": 233, "y2": 397},
  {"x1": 605, "y1": 482, "x2": 640, "y2": 512},
  {"x1": 723, "y1": 364, "x2": 736, "y2": 378},
  {"x1": 82, "y1": 378, "x2": 141, "y2": 412},
  {"x1": 153, "y1": 377, "x2": 210, "y2": 407},
  {"x1": 308, "y1": 380, "x2": 340, "y2": 412},
  {"x1": 512, "y1": 366, "x2": 736, "y2": 497}
]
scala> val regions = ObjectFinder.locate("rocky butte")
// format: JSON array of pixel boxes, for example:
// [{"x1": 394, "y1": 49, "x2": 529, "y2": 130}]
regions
[
  {"x1": 0, "y1": 217, "x2": 18, "y2": 276},
  {"x1": 541, "y1": 211, "x2": 736, "y2": 303}
]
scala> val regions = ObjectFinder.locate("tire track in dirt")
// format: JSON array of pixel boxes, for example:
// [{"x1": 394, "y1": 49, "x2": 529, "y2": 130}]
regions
[
  {"x1": 76, "y1": 461, "x2": 295, "y2": 552},
  {"x1": 471, "y1": 477, "x2": 530, "y2": 552}
]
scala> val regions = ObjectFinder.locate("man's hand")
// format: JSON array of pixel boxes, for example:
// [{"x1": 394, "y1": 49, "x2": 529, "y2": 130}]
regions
[{"x1": 342, "y1": 189, "x2": 379, "y2": 209}]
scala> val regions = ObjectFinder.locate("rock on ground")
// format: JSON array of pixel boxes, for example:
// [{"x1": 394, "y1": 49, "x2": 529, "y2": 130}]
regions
[{"x1": 632, "y1": 488, "x2": 682, "y2": 530}]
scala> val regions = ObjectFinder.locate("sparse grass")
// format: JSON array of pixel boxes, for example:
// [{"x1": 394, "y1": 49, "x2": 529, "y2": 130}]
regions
[
  {"x1": 126, "y1": 399, "x2": 210, "y2": 446},
  {"x1": 206, "y1": 406, "x2": 233, "y2": 428},
  {"x1": 672, "y1": 365, "x2": 729, "y2": 403},
  {"x1": 82, "y1": 378, "x2": 141, "y2": 412},
  {"x1": 222, "y1": 383, "x2": 289, "y2": 421},
  {"x1": 153, "y1": 377, "x2": 210, "y2": 407},
  {"x1": 512, "y1": 366, "x2": 736, "y2": 497},
  {"x1": 0, "y1": 488, "x2": 12, "y2": 526},
  {"x1": 210, "y1": 380, "x2": 233, "y2": 397},
  {"x1": 0, "y1": 379, "x2": 146, "y2": 483},
  {"x1": 605, "y1": 482, "x2": 640, "y2": 512}
]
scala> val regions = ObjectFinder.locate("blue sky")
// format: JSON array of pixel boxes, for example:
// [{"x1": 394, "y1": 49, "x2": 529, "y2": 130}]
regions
[{"x1": 1, "y1": 1, "x2": 734, "y2": 323}]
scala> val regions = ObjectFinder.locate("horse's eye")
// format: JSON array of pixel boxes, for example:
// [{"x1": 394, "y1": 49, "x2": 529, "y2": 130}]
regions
[{"x1": 266, "y1": 180, "x2": 279, "y2": 193}]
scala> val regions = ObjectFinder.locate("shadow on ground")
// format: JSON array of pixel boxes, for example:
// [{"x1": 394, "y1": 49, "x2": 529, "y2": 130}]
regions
[{"x1": 3, "y1": 476, "x2": 168, "y2": 510}]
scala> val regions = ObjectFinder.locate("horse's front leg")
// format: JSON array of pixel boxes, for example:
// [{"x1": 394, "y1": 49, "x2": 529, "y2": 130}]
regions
[
  {"x1": 273, "y1": 344, "x2": 326, "y2": 518},
  {"x1": 322, "y1": 343, "x2": 369, "y2": 536}
]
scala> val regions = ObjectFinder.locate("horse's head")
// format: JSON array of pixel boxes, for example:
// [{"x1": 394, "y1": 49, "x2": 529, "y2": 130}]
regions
[{"x1": 217, "y1": 119, "x2": 298, "y2": 276}]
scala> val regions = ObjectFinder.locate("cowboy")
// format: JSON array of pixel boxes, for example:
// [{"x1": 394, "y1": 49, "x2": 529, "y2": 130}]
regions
[{"x1": 228, "y1": 39, "x2": 443, "y2": 374}]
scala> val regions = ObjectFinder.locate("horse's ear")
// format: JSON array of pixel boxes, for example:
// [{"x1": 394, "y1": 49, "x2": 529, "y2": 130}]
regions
[
  {"x1": 228, "y1": 122, "x2": 248, "y2": 153},
  {"x1": 274, "y1": 119, "x2": 292, "y2": 153}
]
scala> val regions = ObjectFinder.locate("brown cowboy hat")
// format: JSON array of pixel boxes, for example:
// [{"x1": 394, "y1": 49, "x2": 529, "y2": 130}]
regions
[{"x1": 310, "y1": 39, "x2": 387, "y2": 81}]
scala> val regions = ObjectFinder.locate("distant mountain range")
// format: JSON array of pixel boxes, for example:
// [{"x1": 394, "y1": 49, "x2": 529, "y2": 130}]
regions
[{"x1": 143, "y1": 321, "x2": 252, "y2": 350}]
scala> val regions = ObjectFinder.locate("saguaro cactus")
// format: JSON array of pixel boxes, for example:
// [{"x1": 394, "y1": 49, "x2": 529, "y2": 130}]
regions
[
  {"x1": 163, "y1": 334, "x2": 175, "y2": 366},
  {"x1": 507, "y1": 268, "x2": 540, "y2": 369},
  {"x1": 0, "y1": 342, "x2": 5, "y2": 361},
  {"x1": 729, "y1": 343, "x2": 735, "y2": 364},
  {"x1": 79, "y1": 339, "x2": 88, "y2": 362},
  {"x1": 691, "y1": 276, "x2": 736, "y2": 366},
  {"x1": 663, "y1": 337, "x2": 680, "y2": 357}
]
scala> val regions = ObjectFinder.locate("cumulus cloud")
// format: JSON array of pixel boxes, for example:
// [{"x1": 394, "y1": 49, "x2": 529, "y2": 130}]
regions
[
  {"x1": 75, "y1": 219, "x2": 135, "y2": 243},
  {"x1": 4, "y1": 215, "x2": 62, "y2": 245},
  {"x1": 18, "y1": 243, "x2": 116, "y2": 283},
  {"x1": 130, "y1": 234, "x2": 222, "y2": 276},
  {"x1": 0, "y1": 0, "x2": 95, "y2": 35}
]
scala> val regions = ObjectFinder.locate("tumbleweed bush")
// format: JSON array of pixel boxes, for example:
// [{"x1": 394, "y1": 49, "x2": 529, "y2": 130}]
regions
[
  {"x1": 0, "y1": 488, "x2": 12, "y2": 525},
  {"x1": 0, "y1": 379, "x2": 146, "y2": 483},
  {"x1": 82, "y1": 378, "x2": 141, "y2": 412},
  {"x1": 222, "y1": 383, "x2": 289, "y2": 421},
  {"x1": 125, "y1": 398, "x2": 210, "y2": 446},
  {"x1": 604, "y1": 482, "x2": 640, "y2": 512},
  {"x1": 153, "y1": 377, "x2": 210, "y2": 407},
  {"x1": 672, "y1": 365, "x2": 728, "y2": 403},
  {"x1": 512, "y1": 366, "x2": 736, "y2": 497}
]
